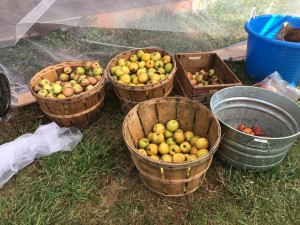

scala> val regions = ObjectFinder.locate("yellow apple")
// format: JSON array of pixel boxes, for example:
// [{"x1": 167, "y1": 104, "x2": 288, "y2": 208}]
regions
[
  {"x1": 195, "y1": 138, "x2": 209, "y2": 149},
  {"x1": 141, "y1": 53, "x2": 151, "y2": 62},
  {"x1": 184, "y1": 131, "x2": 194, "y2": 142},
  {"x1": 173, "y1": 130, "x2": 185, "y2": 144},
  {"x1": 172, "y1": 153, "x2": 186, "y2": 163},
  {"x1": 153, "y1": 123, "x2": 166, "y2": 134},
  {"x1": 166, "y1": 120, "x2": 179, "y2": 132},
  {"x1": 161, "y1": 154, "x2": 172, "y2": 163},
  {"x1": 159, "y1": 142, "x2": 170, "y2": 155},
  {"x1": 190, "y1": 136, "x2": 200, "y2": 146},
  {"x1": 190, "y1": 146, "x2": 198, "y2": 156},
  {"x1": 137, "y1": 149, "x2": 148, "y2": 156},
  {"x1": 146, "y1": 143, "x2": 159, "y2": 156},
  {"x1": 180, "y1": 141, "x2": 191, "y2": 153},
  {"x1": 152, "y1": 132, "x2": 165, "y2": 145},
  {"x1": 169, "y1": 144, "x2": 181, "y2": 155},
  {"x1": 196, "y1": 149, "x2": 209, "y2": 158}
]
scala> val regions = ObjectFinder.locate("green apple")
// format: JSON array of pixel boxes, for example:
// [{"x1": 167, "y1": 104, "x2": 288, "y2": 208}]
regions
[
  {"x1": 43, "y1": 84, "x2": 52, "y2": 92},
  {"x1": 137, "y1": 68, "x2": 147, "y2": 75},
  {"x1": 180, "y1": 141, "x2": 191, "y2": 153},
  {"x1": 166, "y1": 137, "x2": 176, "y2": 146},
  {"x1": 137, "y1": 49, "x2": 145, "y2": 59},
  {"x1": 153, "y1": 123, "x2": 166, "y2": 134},
  {"x1": 146, "y1": 143, "x2": 158, "y2": 155},
  {"x1": 131, "y1": 76, "x2": 139, "y2": 85},
  {"x1": 190, "y1": 136, "x2": 200, "y2": 146},
  {"x1": 46, "y1": 92, "x2": 56, "y2": 98},
  {"x1": 51, "y1": 84, "x2": 62, "y2": 95},
  {"x1": 159, "y1": 74, "x2": 166, "y2": 81},
  {"x1": 161, "y1": 154, "x2": 172, "y2": 162},
  {"x1": 138, "y1": 138, "x2": 150, "y2": 149},
  {"x1": 164, "y1": 130, "x2": 173, "y2": 139},
  {"x1": 37, "y1": 89, "x2": 48, "y2": 97},
  {"x1": 93, "y1": 67, "x2": 103, "y2": 76},
  {"x1": 138, "y1": 61, "x2": 146, "y2": 69},
  {"x1": 110, "y1": 66, "x2": 117, "y2": 75},
  {"x1": 117, "y1": 58, "x2": 126, "y2": 67},
  {"x1": 40, "y1": 78, "x2": 51, "y2": 87},
  {"x1": 121, "y1": 66, "x2": 130, "y2": 74},
  {"x1": 159, "y1": 142, "x2": 170, "y2": 155},
  {"x1": 154, "y1": 60, "x2": 164, "y2": 69},
  {"x1": 166, "y1": 120, "x2": 179, "y2": 132},
  {"x1": 150, "y1": 52, "x2": 161, "y2": 61},
  {"x1": 119, "y1": 74, "x2": 131, "y2": 84},
  {"x1": 164, "y1": 63, "x2": 173, "y2": 73},
  {"x1": 76, "y1": 66, "x2": 85, "y2": 75},
  {"x1": 208, "y1": 69, "x2": 215, "y2": 76},
  {"x1": 130, "y1": 54, "x2": 138, "y2": 62},
  {"x1": 157, "y1": 68, "x2": 165, "y2": 74}
]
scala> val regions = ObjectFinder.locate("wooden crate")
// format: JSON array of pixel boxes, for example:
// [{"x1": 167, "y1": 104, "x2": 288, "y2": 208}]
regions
[
  {"x1": 105, "y1": 48, "x2": 176, "y2": 112},
  {"x1": 122, "y1": 97, "x2": 221, "y2": 197},
  {"x1": 30, "y1": 61, "x2": 105, "y2": 129},
  {"x1": 174, "y1": 52, "x2": 242, "y2": 103}
]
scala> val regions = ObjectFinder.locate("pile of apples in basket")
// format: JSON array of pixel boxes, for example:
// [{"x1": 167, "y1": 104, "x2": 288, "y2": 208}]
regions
[{"x1": 32, "y1": 61, "x2": 103, "y2": 98}]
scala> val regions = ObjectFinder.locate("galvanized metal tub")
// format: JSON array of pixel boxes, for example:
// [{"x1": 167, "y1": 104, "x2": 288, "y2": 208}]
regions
[{"x1": 210, "y1": 86, "x2": 300, "y2": 171}]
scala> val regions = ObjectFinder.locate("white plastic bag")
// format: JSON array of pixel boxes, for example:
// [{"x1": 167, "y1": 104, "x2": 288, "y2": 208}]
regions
[
  {"x1": 254, "y1": 71, "x2": 300, "y2": 102},
  {"x1": 0, "y1": 122, "x2": 82, "y2": 188}
]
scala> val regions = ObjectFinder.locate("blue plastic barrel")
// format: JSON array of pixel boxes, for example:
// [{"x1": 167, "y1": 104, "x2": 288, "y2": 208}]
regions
[{"x1": 245, "y1": 14, "x2": 300, "y2": 85}]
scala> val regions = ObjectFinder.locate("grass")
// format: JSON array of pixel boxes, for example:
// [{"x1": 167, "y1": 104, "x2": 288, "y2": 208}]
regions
[{"x1": 1, "y1": 1, "x2": 299, "y2": 224}]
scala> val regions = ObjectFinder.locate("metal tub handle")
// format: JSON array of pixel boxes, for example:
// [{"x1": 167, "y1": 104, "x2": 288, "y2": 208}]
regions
[{"x1": 245, "y1": 138, "x2": 271, "y2": 153}]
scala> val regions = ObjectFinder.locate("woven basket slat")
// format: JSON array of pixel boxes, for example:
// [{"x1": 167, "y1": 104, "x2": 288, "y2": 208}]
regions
[
  {"x1": 156, "y1": 101, "x2": 177, "y2": 125},
  {"x1": 131, "y1": 154, "x2": 162, "y2": 180},
  {"x1": 122, "y1": 97, "x2": 221, "y2": 196},
  {"x1": 175, "y1": 101, "x2": 196, "y2": 132},
  {"x1": 136, "y1": 103, "x2": 158, "y2": 135},
  {"x1": 30, "y1": 61, "x2": 105, "y2": 129},
  {"x1": 126, "y1": 112, "x2": 145, "y2": 147},
  {"x1": 194, "y1": 108, "x2": 211, "y2": 138},
  {"x1": 106, "y1": 48, "x2": 177, "y2": 112}
]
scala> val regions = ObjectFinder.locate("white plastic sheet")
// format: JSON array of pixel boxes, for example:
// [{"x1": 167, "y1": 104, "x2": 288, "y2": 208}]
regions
[{"x1": 0, "y1": 122, "x2": 82, "y2": 188}]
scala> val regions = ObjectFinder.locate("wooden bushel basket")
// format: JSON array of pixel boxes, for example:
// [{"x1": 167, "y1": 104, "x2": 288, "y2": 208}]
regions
[
  {"x1": 122, "y1": 97, "x2": 221, "y2": 196},
  {"x1": 105, "y1": 48, "x2": 176, "y2": 112},
  {"x1": 29, "y1": 61, "x2": 106, "y2": 129}
]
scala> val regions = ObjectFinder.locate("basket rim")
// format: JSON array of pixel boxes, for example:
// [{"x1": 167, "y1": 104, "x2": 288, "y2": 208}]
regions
[
  {"x1": 29, "y1": 61, "x2": 106, "y2": 102},
  {"x1": 105, "y1": 47, "x2": 177, "y2": 91},
  {"x1": 122, "y1": 96, "x2": 222, "y2": 167}
]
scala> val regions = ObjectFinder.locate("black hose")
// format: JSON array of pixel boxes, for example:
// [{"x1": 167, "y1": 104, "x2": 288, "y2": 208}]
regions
[{"x1": 0, "y1": 73, "x2": 11, "y2": 117}]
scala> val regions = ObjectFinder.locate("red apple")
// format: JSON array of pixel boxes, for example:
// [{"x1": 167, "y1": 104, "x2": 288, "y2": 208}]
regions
[
  {"x1": 237, "y1": 124, "x2": 247, "y2": 132},
  {"x1": 252, "y1": 125, "x2": 262, "y2": 136},
  {"x1": 243, "y1": 127, "x2": 254, "y2": 135}
]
